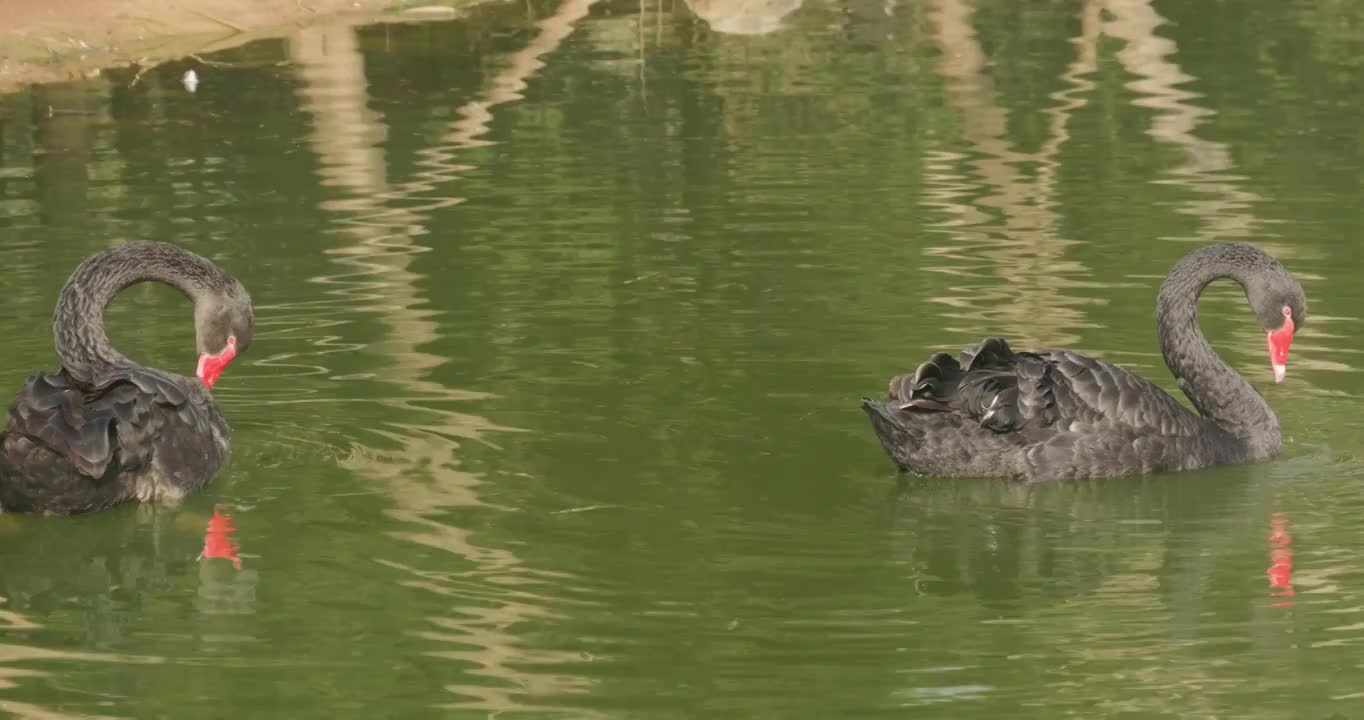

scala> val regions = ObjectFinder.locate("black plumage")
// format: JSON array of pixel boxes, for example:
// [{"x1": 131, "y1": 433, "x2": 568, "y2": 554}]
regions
[
  {"x1": 0, "y1": 242, "x2": 253, "y2": 514},
  {"x1": 863, "y1": 243, "x2": 1307, "y2": 481}
]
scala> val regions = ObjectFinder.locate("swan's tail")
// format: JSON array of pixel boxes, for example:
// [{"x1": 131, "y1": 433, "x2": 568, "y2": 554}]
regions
[
  {"x1": 861, "y1": 398, "x2": 915, "y2": 472},
  {"x1": 861, "y1": 397, "x2": 900, "y2": 426}
]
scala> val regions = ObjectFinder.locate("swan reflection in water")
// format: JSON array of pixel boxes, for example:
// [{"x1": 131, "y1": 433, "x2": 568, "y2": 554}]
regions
[
  {"x1": 197, "y1": 504, "x2": 258, "y2": 616},
  {"x1": 1267, "y1": 512, "x2": 1294, "y2": 607},
  {"x1": 199, "y1": 505, "x2": 243, "y2": 571}
]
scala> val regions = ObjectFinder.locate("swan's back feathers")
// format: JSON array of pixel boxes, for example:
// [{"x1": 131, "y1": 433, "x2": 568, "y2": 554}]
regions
[
  {"x1": 866, "y1": 337, "x2": 1227, "y2": 480},
  {"x1": 0, "y1": 368, "x2": 228, "y2": 514},
  {"x1": 1041, "y1": 348, "x2": 1201, "y2": 434},
  {"x1": 7, "y1": 373, "x2": 152, "y2": 479},
  {"x1": 890, "y1": 338, "x2": 1062, "y2": 434}
]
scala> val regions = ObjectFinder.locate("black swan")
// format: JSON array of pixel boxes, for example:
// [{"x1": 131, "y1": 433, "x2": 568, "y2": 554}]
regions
[
  {"x1": 863, "y1": 242, "x2": 1306, "y2": 480},
  {"x1": 0, "y1": 242, "x2": 254, "y2": 514}
]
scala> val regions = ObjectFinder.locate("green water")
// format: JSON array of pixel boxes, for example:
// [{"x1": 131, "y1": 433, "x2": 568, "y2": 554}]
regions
[{"x1": 1, "y1": 0, "x2": 1363, "y2": 716}]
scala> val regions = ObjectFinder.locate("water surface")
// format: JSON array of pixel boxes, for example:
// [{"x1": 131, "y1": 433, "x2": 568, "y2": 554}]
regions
[{"x1": 1, "y1": 0, "x2": 1363, "y2": 716}]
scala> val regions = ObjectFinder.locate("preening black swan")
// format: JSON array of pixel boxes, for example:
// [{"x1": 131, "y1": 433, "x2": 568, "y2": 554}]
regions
[
  {"x1": 0, "y1": 242, "x2": 253, "y2": 514},
  {"x1": 863, "y1": 242, "x2": 1306, "y2": 480}
]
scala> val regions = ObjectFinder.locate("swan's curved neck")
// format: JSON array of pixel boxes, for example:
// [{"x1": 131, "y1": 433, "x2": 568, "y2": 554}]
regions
[
  {"x1": 52, "y1": 243, "x2": 222, "y2": 384},
  {"x1": 1156, "y1": 246, "x2": 1279, "y2": 459}
]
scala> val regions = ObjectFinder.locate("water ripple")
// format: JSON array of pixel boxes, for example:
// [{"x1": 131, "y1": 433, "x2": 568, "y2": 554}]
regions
[{"x1": 275, "y1": 5, "x2": 603, "y2": 712}]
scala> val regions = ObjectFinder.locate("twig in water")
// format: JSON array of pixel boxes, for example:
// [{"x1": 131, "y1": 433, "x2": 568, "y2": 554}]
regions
[
  {"x1": 188, "y1": 9, "x2": 248, "y2": 33},
  {"x1": 129, "y1": 59, "x2": 152, "y2": 87},
  {"x1": 552, "y1": 504, "x2": 621, "y2": 514}
]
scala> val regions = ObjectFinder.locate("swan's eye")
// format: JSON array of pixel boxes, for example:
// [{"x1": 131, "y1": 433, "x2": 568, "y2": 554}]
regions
[{"x1": 1281, "y1": 305, "x2": 1292, "y2": 317}]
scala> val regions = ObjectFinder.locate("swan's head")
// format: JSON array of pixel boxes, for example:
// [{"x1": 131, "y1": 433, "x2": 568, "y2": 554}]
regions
[
  {"x1": 1246, "y1": 259, "x2": 1306, "y2": 384},
  {"x1": 194, "y1": 279, "x2": 254, "y2": 389}
]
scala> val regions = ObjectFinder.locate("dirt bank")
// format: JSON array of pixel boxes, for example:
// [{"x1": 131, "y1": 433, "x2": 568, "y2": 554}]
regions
[{"x1": 0, "y1": 0, "x2": 469, "y2": 93}]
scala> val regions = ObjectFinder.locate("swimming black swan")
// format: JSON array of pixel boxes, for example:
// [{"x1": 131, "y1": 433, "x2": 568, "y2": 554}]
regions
[
  {"x1": 863, "y1": 242, "x2": 1306, "y2": 480},
  {"x1": 0, "y1": 242, "x2": 254, "y2": 514}
]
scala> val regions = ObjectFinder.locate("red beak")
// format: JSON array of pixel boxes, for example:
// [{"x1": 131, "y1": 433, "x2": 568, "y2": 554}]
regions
[
  {"x1": 196, "y1": 337, "x2": 238, "y2": 389},
  {"x1": 1266, "y1": 316, "x2": 1294, "y2": 384}
]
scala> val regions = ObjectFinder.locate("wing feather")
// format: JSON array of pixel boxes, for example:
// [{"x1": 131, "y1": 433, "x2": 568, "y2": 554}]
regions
[
  {"x1": 887, "y1": 338, "x2": 1195, "y2": 436},
  {"x1": 0, "y1": 367, "x2": 228, "y2": 514}
]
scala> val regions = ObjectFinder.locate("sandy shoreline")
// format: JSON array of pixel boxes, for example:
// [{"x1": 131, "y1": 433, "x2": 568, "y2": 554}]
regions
[{"x1": 0, "y1": 0, "x2": 470, "y2": 92}]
